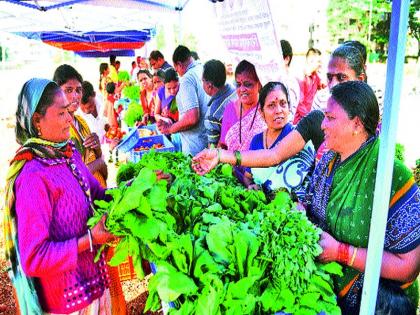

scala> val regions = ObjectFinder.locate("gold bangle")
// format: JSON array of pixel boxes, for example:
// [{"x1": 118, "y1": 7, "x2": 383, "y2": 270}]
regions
[{"x1": 349, "y1": 246, "x2": 358, "y2": 267}]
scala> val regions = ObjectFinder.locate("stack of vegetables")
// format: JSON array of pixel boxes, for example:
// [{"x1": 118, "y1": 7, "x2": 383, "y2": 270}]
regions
[
  {"x1": 119, "y1": 84, "x2": 142, "y2": 127},
  {"x1": 104, "y1": 125, "x2": 126, "y2": 140},
  {"x1": 118, "y1": 70, "x2": 131, "y2": 83},
  {"x1": 89, "y1": 152, "x2": 342, "y2": 315}
]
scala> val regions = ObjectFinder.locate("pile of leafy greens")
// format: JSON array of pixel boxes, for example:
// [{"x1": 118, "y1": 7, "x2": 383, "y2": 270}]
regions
[
  {"x1": 118, "y1": 70, "x2": 131, "y2": 83},
  {"x1": 122, "y1": 84, "x2": 140, "y2": 102},
  {"x1": 123, "y1": 101, "x2": 143, "y2": 127},
  {"x1": 89, "y1": 151, "x2": 342, "y2": 315},
  {"x1": 121, "y1": 84, "x2": 142, "y2": 127}
]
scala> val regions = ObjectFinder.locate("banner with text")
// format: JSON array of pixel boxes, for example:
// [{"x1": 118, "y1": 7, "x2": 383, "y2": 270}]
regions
[{"x1": 213, "y1": 0, "x2": 285, "y2": 84}]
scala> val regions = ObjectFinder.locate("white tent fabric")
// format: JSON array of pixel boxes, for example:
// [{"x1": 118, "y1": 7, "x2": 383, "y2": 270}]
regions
[{"x1": 0, "y1": 0, "x2": 188, "y2": 33}]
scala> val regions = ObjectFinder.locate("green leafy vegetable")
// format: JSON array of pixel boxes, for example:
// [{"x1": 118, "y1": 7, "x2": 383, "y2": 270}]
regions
[{"x1": 92, "y1": 151, "x2": 342, "y2": 314}]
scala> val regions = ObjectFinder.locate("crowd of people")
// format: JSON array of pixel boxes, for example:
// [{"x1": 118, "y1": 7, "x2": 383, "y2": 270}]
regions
[{"x1": 3, "y1": 38, "x2": 419, "y2": 315}]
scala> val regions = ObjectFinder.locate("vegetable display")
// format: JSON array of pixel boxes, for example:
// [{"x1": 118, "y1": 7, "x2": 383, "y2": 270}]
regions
[
  {"x1": 104, "y1": 126, "x2": 125, "y2": 140},
  {"x1": 123, "y1": 101, "x2": 143, "y2": 127},
  {"x1": 89, "y1": 152, "x2": 342, "y2": 315},
  {"x1": 122, "y1": 84, "x2": 140, "y2": 102},
  {"x1": 394, "y1": 143, "x2": 405, "y2": 163},
  {"x1": 118, "y1": 70, "x2": 131, "y2": 83}
]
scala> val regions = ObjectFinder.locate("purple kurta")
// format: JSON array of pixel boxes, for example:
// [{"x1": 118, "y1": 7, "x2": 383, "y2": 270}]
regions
[{"x1": 15, "y1": 150, "x2": 110, "y2": 314}]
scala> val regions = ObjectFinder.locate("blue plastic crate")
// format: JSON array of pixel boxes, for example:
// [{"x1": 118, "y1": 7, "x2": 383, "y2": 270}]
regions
[
  {"x1": 116, "y1": 126, "x2": 139, "y2": 153},
  {"x1": 127, "y1": 135, "x2": 175, "y2": 162},
  {"x1": 137, "y1": 124, "x2": 159, "y2": 139},
  {"x1": 117, "y1": 124, "x2": 159, "y2": 153}
]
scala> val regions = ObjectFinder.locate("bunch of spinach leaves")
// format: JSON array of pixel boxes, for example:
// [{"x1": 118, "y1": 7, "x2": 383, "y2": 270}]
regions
[{"x1": 89, "y1": 151, "x2": 342, "y2": 315}]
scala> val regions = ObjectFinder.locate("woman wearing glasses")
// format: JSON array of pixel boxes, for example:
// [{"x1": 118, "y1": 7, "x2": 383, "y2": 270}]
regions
[
  {"x1": 218, "y1": 60, "x2": 266, "y2": 184},
  {"x1": 312, "y1": 44, "x2": 367, "y2": 112},
  {"x1": 219, "y1": 59, "x2": 266, "y2": 151}
]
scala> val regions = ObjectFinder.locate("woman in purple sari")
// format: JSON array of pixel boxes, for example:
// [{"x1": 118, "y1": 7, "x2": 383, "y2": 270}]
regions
[
  {"x1": 219, "y1": 60, "x2": 266, "y2": 184},
  {"x1": 219, "y1": 60, "x2": 266, "y2": 151}
]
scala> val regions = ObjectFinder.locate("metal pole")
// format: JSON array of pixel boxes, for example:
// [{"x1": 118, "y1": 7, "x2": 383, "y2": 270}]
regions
[
  {"x1": 178, "y1": 8, "x2": 182, "y2": 44},
  {"x1": 359, "y1": 0, "x2": 410, "y2": 314}
]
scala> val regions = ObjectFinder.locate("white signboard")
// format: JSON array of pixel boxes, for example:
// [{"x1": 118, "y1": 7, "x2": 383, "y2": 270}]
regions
[{"x1": 213, "y1": 0, "x2": 285, "y2": 84}]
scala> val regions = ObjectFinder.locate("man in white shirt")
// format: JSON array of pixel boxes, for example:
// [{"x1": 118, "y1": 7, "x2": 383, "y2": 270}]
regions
[{"x1": 78, "y1": 81, "x2": 108, "y2": 142}]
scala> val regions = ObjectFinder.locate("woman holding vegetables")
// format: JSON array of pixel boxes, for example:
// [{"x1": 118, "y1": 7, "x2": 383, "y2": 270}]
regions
[
  {"x1": 154, "y1": 67, "x2": 180, "y2": 123},
  {"x1": 4, "y1": 78, "x2": 116, "y2": 314},
  {"x1": 194, "y1": 80, "x2": 419, "y2": 313},
  {"x1": 306, "y1": 81, "x2": 420, "y2": 313}
]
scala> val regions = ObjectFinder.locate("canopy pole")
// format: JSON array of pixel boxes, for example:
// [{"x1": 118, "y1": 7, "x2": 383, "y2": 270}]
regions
[
  {"x1": 1, "y1": 42, "x2": 5, "y2": 70},
  {"x1": 359, "y1": 1, "x2": 410, "y2": 314},
  {"x1": 178, "y1": 8, "x2": 182, "y2": 44}
]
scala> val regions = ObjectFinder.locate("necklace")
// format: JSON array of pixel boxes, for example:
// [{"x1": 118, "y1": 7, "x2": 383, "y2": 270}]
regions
[
  {"x1": 265, "y1": 129, "x2": 283, "y2": 149},
  {"x1": 265, "y1": 130, "x2": 269, "y2": 149},
  {"x1": 239, "y1": 102, "x2": 259, "y2": 144}
]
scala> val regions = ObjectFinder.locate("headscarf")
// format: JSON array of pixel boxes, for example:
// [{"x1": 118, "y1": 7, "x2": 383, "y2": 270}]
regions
[
  {"x1": 16, "y1": 78, "x2": 53, "y2": 142},
  {"x1": 4, "y1": 78, "x2": 71, "y2": 314}
]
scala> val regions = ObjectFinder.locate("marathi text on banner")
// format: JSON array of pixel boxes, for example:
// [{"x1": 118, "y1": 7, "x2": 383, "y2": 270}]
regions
[{"x1": 213, "y1": 0, "x2": 285, "y2": 84}]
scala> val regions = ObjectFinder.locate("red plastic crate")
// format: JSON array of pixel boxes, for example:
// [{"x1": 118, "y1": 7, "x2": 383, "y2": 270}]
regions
[{"x1": 117, "y1": 256, "x2": 136, "y2": 282}]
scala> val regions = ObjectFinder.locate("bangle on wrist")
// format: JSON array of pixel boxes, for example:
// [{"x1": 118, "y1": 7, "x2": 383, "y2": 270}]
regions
[
  {"x1": 216, "y1": 148, "x2": 221, "y2": 164},
  {"x1": 234, "y1": 150, "x2": 242, "y2": 166},
  {"x1": 349, "y1": 246, "x2": 358, "y2": 267},
  {"x1": 87, "y1": 229, "x2": 94, "y2": 253},
  {"x1": 337, "y1": 242, "x2": 350, "y2": 264}
]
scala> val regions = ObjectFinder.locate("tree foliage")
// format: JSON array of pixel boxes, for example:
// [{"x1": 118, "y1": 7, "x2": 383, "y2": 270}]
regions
[
  {"x1": 327, "y1": 0, "x2": 419, "y2": 58},
  {"x1": 408, "y1": 0, "x2": 420, "y2": 57},
  {"x1": 327, "y1": 0, "x2": 390, "y2": 47}
]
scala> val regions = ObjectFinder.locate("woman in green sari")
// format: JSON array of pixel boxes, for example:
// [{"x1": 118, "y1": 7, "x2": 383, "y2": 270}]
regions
[{"x1": 307, "y1": 81, "x2": 419, "y2": 314}]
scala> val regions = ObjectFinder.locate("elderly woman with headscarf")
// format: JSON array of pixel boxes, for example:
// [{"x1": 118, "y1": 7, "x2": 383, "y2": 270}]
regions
[{"x1": 4, "y1": 78, "x2": 115, "y2": 314}]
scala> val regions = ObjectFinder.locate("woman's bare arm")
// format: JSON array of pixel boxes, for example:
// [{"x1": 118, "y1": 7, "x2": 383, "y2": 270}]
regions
[
  {"x1": 319, "y1": 231, "x2": 420, "y2": 283},
  {"x1": 192, "y1": 129, "x2": 306, "y2": 174}
]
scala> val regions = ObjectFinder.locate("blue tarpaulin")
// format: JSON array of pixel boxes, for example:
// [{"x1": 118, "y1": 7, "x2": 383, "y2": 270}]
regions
[{"x1": 14, "y1": 29, "x2": 153, "y2": 57}]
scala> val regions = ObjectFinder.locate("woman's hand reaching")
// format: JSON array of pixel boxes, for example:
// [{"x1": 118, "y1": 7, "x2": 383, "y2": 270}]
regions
[
  {"x1": 154, "y1": 170, "x2": 173, "y2": 185},
  {"x1": 192, "y1": 149, "x2": 219, "y2": 175}
]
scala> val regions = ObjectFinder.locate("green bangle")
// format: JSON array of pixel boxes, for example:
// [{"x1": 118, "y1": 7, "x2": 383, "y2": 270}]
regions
[
  {"x1": 234, "y1": 150, "x2": 242, "y2": 166},
  {"x1": 216, "y1": 148, "x2": 221, "y2": 164}
]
